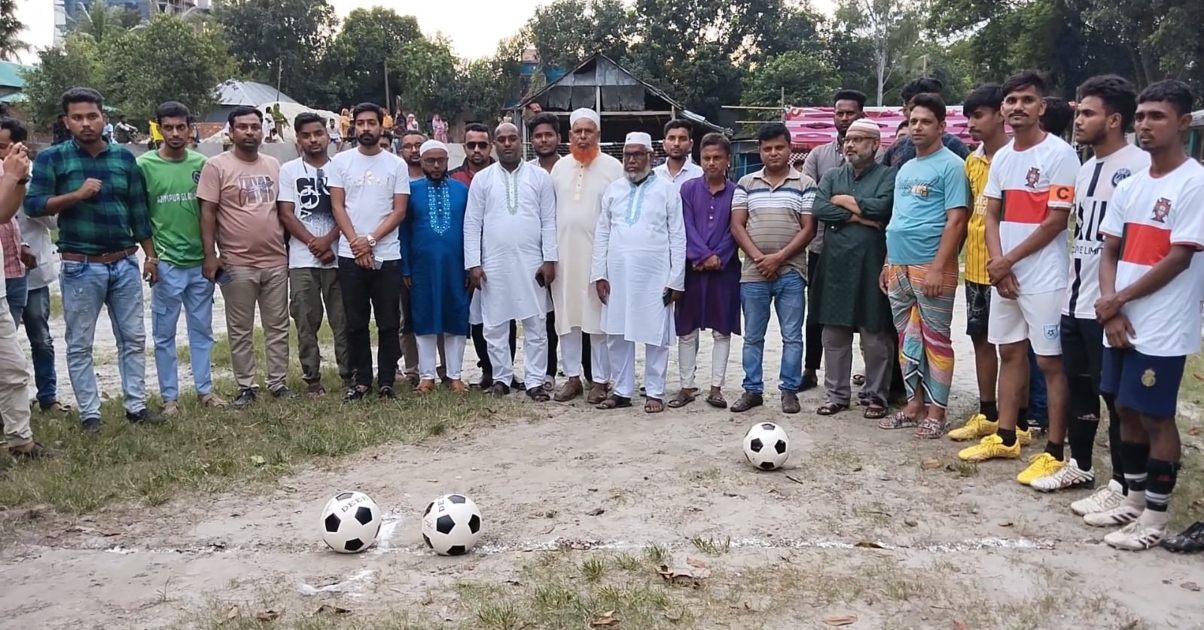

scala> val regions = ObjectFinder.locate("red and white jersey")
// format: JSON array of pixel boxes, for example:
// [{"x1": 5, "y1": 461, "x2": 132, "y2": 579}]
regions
[
  {"x1": 1099, "y1": 159, "x2": 1204, "y2": 356},
  {"x1": 1063, "y1": 144, "x2": 1150, "y2": 318},
  {"x1": 984, "y1": 133, "x2": 1079, "y2": 294}
]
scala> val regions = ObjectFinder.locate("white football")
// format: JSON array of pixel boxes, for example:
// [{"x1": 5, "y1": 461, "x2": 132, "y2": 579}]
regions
[
  {"x1": 422, "y1": 494, "x2": 483, "y2": 556},
  {"x1": 320, "y1": 491, "x2": 383, "y2": 553},
  {"x1": 743, "y1": 422, "x2": 790, "y2": 470}
]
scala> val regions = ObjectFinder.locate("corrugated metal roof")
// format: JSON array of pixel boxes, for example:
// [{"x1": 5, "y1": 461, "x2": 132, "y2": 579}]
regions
[
  {"x1": 0, "y1": 61, "x2": 31, "y2": 89},
  {"x1": 214, "y1": 80, "x2": 298, "y2": 107}
]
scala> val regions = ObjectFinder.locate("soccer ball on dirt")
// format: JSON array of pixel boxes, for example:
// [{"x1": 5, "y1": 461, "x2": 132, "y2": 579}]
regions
[
  {"x1": 422, "y1": 494, "x2": 483, "y2": 556},
  {"x1": 320, "y1": 491, "x2": 383, "y2": 553},
  {"x1": 743, "y1": 422, "x2": 790, "y2": 470}
]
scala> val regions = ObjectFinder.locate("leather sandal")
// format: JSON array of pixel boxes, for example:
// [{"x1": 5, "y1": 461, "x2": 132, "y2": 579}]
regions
[{"x1": 667, "y1": 388, "x2": 696, "y2": 408}]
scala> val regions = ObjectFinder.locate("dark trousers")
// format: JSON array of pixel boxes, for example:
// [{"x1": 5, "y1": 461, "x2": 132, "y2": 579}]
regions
[
  {"x1": 546, "y1": 309, "x2": 559, "y2": 377},
  {"x1": 805, "y1": 251, "x2": 823, "y2": 372},
  {"x1": 472, "y1": 320, "x2": 517, "y2": 379},
  {"x1": 337, "y1": 257, "x2": 401, "y2": 388}
]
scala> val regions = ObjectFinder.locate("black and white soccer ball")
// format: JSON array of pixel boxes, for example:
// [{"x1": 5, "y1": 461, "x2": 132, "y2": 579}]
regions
[
  {"x1": 743, "y1": 422, "x2": 790, "y2": 470},
  {"x1": 320, "y1": 491, "x2": 383, "y2": 553},
  {"x1": 421, "y1": 494, "x2": 483, "y2": 556}
]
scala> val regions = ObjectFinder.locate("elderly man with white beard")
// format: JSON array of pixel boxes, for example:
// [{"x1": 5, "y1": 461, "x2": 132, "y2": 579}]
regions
[{"x1": 592, "y1": 132, "x2": 687, "y2": 413}]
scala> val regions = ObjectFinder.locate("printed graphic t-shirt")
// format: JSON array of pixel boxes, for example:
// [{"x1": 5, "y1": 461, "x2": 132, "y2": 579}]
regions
[
  {"x1": 983, "y1": 133, "x2": 1079, "y2": 294},
  {"x1": 1063, "y1": 143, "x2": 1149, "y2": 318},
  {"x1": 137, "y1": 149, "x2": 208, "y2": 268},
  {"x1": 328, "y1": 149, "x2": 410, "y2": 261},
  {"x1": 885, "y1": 146, "x2": 970, "y2": 266},
  {"x1": 278, "y1": 157, "x2": 337, "y2": 269},
  {"x1": 1098, "y1": 159, "x2": 1204, "y2": 356},
  {"x1": 196, "y1": 151, "x2": 286, "y2": 269}
]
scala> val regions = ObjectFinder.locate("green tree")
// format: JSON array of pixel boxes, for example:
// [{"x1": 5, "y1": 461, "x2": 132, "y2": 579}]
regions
[
  {"x1": 214, "y1": 0, "x2": 338, "y2": 105},
  {"x1": 326, "y1": 7, "x2": 424, "y2": 109},
  {"x1": 834, "y1": 0, "x2": 925, "y2": 106},
  {"x1": 105, "y1": 14, "x2": 236, "y2": 125},
  {"x1": 393, "y1": 36, "x2": 459, "y2": 120},
  {"x1": 68, "y1": 0, "x2": 131, "y2": 47},
  {"x1": 0, "y1": 0, "x2": 26, "y2": 60},
  {"x1": 744, "y1": 50, "x2": 842, "y2": 108},
  {"x1": 527, "y1": 0, "x2": 630, "y2": 72},
  {"x1": 19, "y1": 34, "x2": 106, "y2": 130}
]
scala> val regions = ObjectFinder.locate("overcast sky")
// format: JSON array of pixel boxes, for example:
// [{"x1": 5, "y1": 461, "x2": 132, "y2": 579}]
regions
[{"x1": 17, "y1": 0, "x2": 837, "y2": 65}]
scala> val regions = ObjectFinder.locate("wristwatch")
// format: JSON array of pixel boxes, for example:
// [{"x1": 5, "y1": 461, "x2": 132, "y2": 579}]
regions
[{"x1": 367, "y1": 236, "x2": 377, "y2": 248}]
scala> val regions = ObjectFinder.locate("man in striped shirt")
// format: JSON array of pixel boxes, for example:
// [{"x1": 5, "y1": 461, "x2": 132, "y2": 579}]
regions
[{"x1": 729, "y1": 122, "x2": 817, "y2": 415}]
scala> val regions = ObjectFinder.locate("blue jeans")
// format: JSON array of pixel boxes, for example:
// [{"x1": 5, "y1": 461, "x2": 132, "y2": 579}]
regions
[
  {"x1": 5, "y1": 273, "x2": 27, "y2": 324},
  {"x1": 22, "y1": 286, "x2": 58, "y2": 407},
  {"x1": 740, "y1": 271, "x2": 805, "y2": 393},
  {"x1": 152, "y1": 261, "x2": 216, "y2": 402},
  {"x1": 1027, "y1": 346, "x2": 1048, "y2": 426},
  {"x1": 61, "y1": 255, "x2": 147, "y2": 419}
]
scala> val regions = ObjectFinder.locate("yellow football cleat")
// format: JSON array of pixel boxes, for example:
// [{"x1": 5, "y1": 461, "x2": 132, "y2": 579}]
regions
[
  {"x1": 1016, "y1": 452, "x2": 1065, "y2": 486},
  {"x1": 958, "y1": 434, "x2": 1022, "y2": 462},
  {"x1": 948, "y1": 413, "x2": 997, "y2": 441}
]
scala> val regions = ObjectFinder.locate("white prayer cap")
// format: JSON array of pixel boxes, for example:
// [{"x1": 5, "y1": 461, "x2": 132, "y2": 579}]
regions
[
  {"x1": 847, "y1": 119, "x2": 881, "y2": 138},
  {"x1": 625, "y1": 131, "x2": 653, "y2": 151},
  {"x1": 420, "y1": 139, "x2": 448, "y2": 156},
  {"x1": 569, "y1": 108, "x2": 600, "y2": 128}
]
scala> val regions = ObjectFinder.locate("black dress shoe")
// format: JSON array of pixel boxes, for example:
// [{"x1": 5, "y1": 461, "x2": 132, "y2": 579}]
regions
[
  {"x1": 81, "y1": 417, "x2": 101, "y2": 434},
  {"x1": 126, "y1": 409, "x2": 165, "y2": 425}
]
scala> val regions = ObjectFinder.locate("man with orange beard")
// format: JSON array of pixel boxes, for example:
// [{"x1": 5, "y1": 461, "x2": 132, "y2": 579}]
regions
[{"x1": 549, "y1": 108, "x2": 624, "y2": 403}]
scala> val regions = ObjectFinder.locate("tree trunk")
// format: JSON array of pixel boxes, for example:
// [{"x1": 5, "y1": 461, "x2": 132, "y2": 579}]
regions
[{"x1": 875, "y1": 48, "x2": 886, "y2": 106}]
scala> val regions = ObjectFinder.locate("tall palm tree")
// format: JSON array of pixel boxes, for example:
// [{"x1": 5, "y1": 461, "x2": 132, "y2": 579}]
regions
[
  {"x1": 0, "y1": 0, "x2": 28, "y2": 60},
  {"x1": 70, "y1": 0, "x2": 130, "y2": 46}
]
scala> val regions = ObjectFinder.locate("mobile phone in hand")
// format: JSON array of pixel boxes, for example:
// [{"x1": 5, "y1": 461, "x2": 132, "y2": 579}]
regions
[
  {"x1": 535, "y1": 271, "x2": 546, "y2": 287},
  {"x1": 662, "y1": 289, "x2": 672, "y2": 306},
  {"x1": 215, "y1": 269, "x2": 234, "y2": 286}
]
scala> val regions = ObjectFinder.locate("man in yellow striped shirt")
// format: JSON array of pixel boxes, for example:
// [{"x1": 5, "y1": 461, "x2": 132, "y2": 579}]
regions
[{"x1": 950, "y1": 84, "x2": 1013, "y2": 441}]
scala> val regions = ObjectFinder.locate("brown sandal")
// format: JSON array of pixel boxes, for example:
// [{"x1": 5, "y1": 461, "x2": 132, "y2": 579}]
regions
[
  {"x1": 554, "y1": 378, "x2": 584, "y2": 402},
  {"x1": 645, "y1": 398, "x2": 665, "y2": 413},
  {"x1": 416, "y1": 379, "x2": 436, "y2": 394},
  {"x1": 666, "y1": 388, "x2": 696, "y2": 408},
  {"x1": 705, "y1": 390, "x2": 727, "y2": 409},
  {"x1": 586, "y1": 383, "x2": 611, "y2": 405}
]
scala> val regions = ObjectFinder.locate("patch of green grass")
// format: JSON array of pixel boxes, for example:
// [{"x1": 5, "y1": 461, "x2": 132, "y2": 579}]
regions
[
  {"x1": 0, "y1": 370, "x2": 520, "y2": 515},
  {"x1": 49, "y1": 291, "x2": 62, "y2": 319},
  {"x1": 690, "y1": 535, "x2": 731, "y2": 555}
]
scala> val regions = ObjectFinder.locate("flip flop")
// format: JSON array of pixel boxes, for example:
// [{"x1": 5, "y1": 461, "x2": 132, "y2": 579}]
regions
[
  {"x1": 817, "y1": 402, "x2": 849, "y2": 416},
  {"x1": 596, "y1": 395, "x2": 632, "y2": 410},
  {"x1": 878, "y1": 410, "x2": 918, "y2": 430}
]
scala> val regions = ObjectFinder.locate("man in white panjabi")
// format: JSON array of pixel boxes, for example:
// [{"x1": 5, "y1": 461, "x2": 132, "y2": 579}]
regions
[
  {"x1": 592, "y1": 132, "x2": 687, "y2": 414},
  {"x1": 464, "y1": 122, "x2": 558, "y2": 400},
  {"x1": 550, "y1": 108, "x2": 624, "y2": 404}
]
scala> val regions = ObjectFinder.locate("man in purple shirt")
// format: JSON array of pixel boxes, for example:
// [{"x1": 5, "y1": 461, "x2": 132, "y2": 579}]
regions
[{"x1": 668, "y1": 133, "x2": 741, "y2": 408}]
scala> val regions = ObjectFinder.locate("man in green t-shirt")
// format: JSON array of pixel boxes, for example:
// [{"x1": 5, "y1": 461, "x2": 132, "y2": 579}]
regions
[{"x1": 138, "y1": 101, "x2": 228, "y2": 415}]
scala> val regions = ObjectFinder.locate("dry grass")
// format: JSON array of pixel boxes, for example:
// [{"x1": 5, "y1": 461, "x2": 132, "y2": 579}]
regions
[{"x1": 0, "y1": 367, "x2": 521, "y2": 516}]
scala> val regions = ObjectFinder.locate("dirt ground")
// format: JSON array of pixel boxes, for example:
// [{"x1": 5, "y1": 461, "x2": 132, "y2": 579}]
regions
[{"x1": 4, "y1": 281, "x2": 1204, "y2": 629}]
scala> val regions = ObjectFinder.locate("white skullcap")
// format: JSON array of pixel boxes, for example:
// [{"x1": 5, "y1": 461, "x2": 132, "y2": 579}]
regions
[
  {"x1": 847, "y1": 119, "x2": 881, "y2": 138},
  {"x1": 419, "y1": 139, "x2": 448, "y2": 156},
  {"x1": 569, "y1": 108, "x2": 600, "y2": 128},
  {"x1": 625, "y1": 131, "x2": 653, "y2": 150}
]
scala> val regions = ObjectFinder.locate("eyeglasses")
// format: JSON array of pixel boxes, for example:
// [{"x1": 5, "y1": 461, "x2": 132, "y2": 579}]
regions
[
  {"x1": 400, "y1": 143, "x2": 423, "y2": 151},
  {"x1": 465, "y1": 141, "x2": 489, "y2": 150},
  {"x1": 622, "y1": 151, "x2": 651, "y2": 160}
]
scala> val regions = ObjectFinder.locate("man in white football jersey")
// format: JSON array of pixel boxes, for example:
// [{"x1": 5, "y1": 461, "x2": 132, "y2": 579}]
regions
[
  {"x1": 1092, "y1": 80, "x2": 1204, "y2": 551},
  {"x1": 1031, "y1": 75, "x2": 1150, "y2": 496},
  {"x1": 959, "y1": 71, "x2": 1080, "y2": 488}
]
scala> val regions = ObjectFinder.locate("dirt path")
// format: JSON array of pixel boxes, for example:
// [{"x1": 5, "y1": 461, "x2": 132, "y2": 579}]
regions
[{"x1": 10, "y1": 278, "x2": 1204, "y2": 629}]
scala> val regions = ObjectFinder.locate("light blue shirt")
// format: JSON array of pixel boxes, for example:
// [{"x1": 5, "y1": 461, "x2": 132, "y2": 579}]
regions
[{"x1": 886, "y1": 146, "x2": 970, "y2": 266}]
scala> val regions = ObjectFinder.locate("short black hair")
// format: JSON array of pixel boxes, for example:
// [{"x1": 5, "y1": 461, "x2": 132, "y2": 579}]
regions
[
  {"x1": 1137, "y1": 79, "x2": 1195, "y2": 118},
  {"x1": 401, "y1": 130, "x2": 427, "y2": 143},
  {"x1": 833, "y1": 89, "x2": 867, "y2": 109},
  {"x1": 757, "y1": 121, "x2": 791, "y2": 145},
  {"x1": 1040, "y1": 97, "x2": 1074, "y2": 137},
  {"x1": 664, "y1": 118, "x2": 692, "y2": 136},
  {"x1": 227, "y1": 105, "x2": 263, "y2": 126},
  {"x1": 901, "y1": 77, "x2": 944, "y2": 104},
  {"x1": 380, "y1": 130, "x2": 395, "y2": 143},
  {"x1": 293, "y1": 112, "x2": 326, "y2": 132},
  {"x1": 0, "y1": 117, "x2": 27, "y2": 143},
  {"x1": 1076, "y1": 74, "x2": 1138, "y2": 132},
  {"x1": 699, "y1": 132, "x2": 730, "y2": 156},
  {"x1": 963, "y1": 84, "x2": 1004, "y2": 115},
  {"x1": 61, "y1": 87, "x2": 104, "y2": 114},
  {"x1": 464, "y1": 122, "x2": 491, "y2": 138},
  {"x1": 154, "y1": 101, "x2": 192, "y2": 125},
  {"x1": 352, "y1": 102, "x2": 384, "y2": 123},
  {"x1": 1002, "y1": 70, "x2": 1046, "y2": 98},
  {"x1": 527, "y1": 112, "x2": 559, "y2": 135},
  {"x1": 908, "y1": 93, "x2": 947, "y2": 122}
]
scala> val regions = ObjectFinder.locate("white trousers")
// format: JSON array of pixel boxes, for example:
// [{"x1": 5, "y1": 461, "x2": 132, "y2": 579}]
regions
[
  {"x1": 559, "y1": 327, "x2": 610, "y2": 384},
  {"x1": 487, "y1": 315, "x2": 547, "y2": 390},
  {"x1": 608, "y1": 335, "x2": 669, "y2": 400},
  {"x1": 678, "y1": 329, "x2": 730, "y2": 390},
  {"x1": 418, "y1": 334, "x2": 465, "y2": 380}
]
